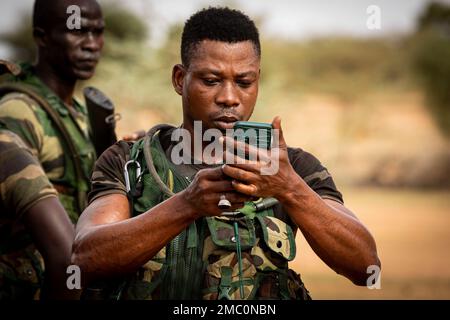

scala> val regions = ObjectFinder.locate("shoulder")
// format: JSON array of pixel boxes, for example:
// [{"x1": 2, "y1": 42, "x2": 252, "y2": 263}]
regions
[
  {"x1": 91, "y1": 140, "x2": 134, "y2": 184},
  {"x1": 89, "y1": 140, "x2": 134, "y2": 204},
  {"x1": 287, "y1": 147, "x2": 329, "y2": 177},
  {"x1": 0, "y1": 92, "x2": 41, "y2": 119},
  {"x1": 97, "y1": 140, "x2": 133, "y2": 165},
  {"x1": 286, "y1": 146, "x2": 344, "y2": 204},
  {"x1": 0, "y1": 129, "x2": 29, "y2": 152},
  {"x1": 0, "y1": 129, "x2": 57, "y2": 216}
]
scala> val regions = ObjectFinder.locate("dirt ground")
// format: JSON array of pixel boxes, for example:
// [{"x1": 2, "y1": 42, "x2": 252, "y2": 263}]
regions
[{"x1": 291, "y1": 187, "x2": 450, "y2": 299}]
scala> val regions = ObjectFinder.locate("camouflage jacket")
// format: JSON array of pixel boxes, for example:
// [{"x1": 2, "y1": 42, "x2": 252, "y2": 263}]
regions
[
  {"x1": 0, "y1": 63, "x2": 96, "y2": 299},
  {"x1": 0, "y1": 63, "x2": 96, "y2": 221}
]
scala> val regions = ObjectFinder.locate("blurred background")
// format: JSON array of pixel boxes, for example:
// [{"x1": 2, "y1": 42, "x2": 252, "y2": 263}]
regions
[{"x1": 1, "y1": 0, "x2": 449, "y2": 299}]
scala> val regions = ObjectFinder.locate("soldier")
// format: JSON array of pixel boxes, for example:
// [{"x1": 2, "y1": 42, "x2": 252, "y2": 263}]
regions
[
  {"x1": 72, "y1": 7, "x2": 381, "y2": 299},
  {"x1": 0, "y1": 0, "x2": 104, "y2": 299}
]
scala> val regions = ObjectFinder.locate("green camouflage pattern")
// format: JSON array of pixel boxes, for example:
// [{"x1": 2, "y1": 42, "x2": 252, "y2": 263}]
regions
[
  {"x1": 0, "y1": 62, "x2": 96, "y2": 299},
  {"x1": 256, "y1": 215, "x2": 296, "y2": 261},
  {"x1": 0, "y1": 62, "x2": 96, "y2": 222},
  {"x1": 88, "y1": 132, "x2": 310, "y2": 300},
  {"x1": 0, "y1": 129, "x2": 56, "y2": 299}
]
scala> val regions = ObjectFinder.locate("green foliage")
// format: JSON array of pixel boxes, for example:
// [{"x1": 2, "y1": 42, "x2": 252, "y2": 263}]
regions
[
  {"x1": 103, "y1": 5, "x2": 147, "y2": 42},
  {"x1": 412, "y1": 2, "x2": 450, "y2": 136},
  {"x1": 260, "y1": 37, "x2": 412, "y2": 103}
]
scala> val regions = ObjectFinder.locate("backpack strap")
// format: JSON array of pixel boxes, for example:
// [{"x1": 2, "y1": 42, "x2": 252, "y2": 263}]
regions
[{"x1": 0, "y1": 83, "x2": 87, "y2": 212}]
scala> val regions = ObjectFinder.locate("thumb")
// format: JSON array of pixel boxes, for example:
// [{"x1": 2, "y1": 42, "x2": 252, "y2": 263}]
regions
[{"x1": 272, "y1": 116, "x2": 287, "y2": 149}]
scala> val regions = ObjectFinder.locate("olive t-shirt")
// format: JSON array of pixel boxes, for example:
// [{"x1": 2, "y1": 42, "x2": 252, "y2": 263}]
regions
[{"x1": 89, "y1": 127, "x2": 343, "y2": 228}]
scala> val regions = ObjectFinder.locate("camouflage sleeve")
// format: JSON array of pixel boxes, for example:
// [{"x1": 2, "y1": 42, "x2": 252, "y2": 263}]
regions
[
  {"x1": 0, "y1": 93, "x2": 44, "y2": 155},
  {"x1": 88, "y1": 141, "x2": 133, "y2": 203},
  {"x1": 0, "y1": 130, "x2": 57, "y2": 216},
  {"x1": 288, "y1": 147, "x2": 344, "y2": 204}
]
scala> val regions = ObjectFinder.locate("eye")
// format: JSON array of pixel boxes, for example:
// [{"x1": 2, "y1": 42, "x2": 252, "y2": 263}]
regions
[
  {"x1": 93, "y1": 27, "x2": 104, "y2": 36},
  {"x1": 236, "y1": 80, "x2": 253, "y2": 88},
  {"x1": 69, "y1": 28, "x2": 83, "y2": 35},
  {"x1": 202, "y1": 78, "x2": 219, "y2": 86}
]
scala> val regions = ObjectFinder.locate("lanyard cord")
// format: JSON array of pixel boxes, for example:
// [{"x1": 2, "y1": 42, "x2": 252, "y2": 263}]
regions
[{"x1": 233, "y1": 221, "x2": 244, "y2": 299}]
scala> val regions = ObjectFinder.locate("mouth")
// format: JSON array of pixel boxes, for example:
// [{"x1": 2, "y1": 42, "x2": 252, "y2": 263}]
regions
[
  {"x1": 213, "y1": 116, "x2": 239, "y2": 130},
  {"x1": 76, "y1": 58, "x2": 99, "y2": 70}
]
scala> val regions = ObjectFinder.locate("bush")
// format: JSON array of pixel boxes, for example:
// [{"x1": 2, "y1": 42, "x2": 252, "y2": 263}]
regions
[{"x1": 412, "y1": 2, "x2": 450, "y2": 136}]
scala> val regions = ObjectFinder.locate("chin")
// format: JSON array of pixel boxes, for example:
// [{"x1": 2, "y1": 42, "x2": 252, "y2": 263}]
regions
[{"x1": 75, "y1": 70, "x2": 96, "y2": 81}]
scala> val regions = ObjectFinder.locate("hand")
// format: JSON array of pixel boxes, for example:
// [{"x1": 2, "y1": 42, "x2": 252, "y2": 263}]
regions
[
  {"x1": 180, "y1": 167, "x2": 256, "y2": 217},
  {"x1": 221, "y1": 117, "x2": 301, "y2": 201},
  {"x1": 122, "y1": 129, "x2": 146, "y2": 141}
]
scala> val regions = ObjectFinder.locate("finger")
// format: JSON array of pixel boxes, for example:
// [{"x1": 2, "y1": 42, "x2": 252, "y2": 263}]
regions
[
  {"x1": 201, "y1": 179, "x2": 235, "y2": 193},
  {"x1": 221, "y1": 136, "x2": 271, "y2": 163},
  {"x1": 122, "y1": 134, "x2": 136, "y2": 141},
  {"x1": 231, "y1": 180, "x2": 259, "y2": 196},
  {"x1": 196, "y1": 166, "x2": 227, "y2": 181},
  {"x1": 222, "y1": 192, "x2": 255, "y2": 204},
  {"x1": 222, "y1": 164, "x2": 260, "y2": 182},
  {"x1": 271, "y1": 116, "x2": 287, "y2": 149},
  {"x1": 223, "y1": 151, "x2": 272, "y2": 174}
]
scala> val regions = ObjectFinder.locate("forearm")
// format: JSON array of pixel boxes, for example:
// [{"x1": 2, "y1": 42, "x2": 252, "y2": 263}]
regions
[
  {"x1": 72, "y1": 192, "x2": 198, "y2": 282},
  {"x1": 279, "y1": 178, "x2": 380, "y2": 285}
]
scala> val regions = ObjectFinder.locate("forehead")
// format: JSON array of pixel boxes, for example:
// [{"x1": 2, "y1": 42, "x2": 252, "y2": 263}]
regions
[
  {"x1": 52, "y1": 0, "x2": 103, "y2": 25},
  {"x1": 188, "y1": 40, "x2": 260, "y2": 71}
]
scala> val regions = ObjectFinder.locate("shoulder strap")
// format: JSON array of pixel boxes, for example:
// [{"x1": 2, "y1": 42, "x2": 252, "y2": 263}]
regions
[{"x1": 0, "y1": 83, "x2": 87, "y2": 211}]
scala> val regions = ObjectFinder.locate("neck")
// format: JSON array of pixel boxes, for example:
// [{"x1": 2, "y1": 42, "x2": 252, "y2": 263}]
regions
[{"x1": 34, "y1": 61, "x2": 76, "y2": 106}]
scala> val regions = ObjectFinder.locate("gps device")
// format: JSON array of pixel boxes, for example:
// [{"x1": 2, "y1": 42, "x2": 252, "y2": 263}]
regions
[{"x1": 233, "y1": 121, "x2": 273, "y2": 151}]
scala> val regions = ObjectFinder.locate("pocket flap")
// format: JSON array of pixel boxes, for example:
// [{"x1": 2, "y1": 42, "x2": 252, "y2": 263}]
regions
[
  {"x1": 206, "y1": 217, "x2": 256, "y2": 250},
  {"x1": 256, "y1": 215, "x2": 296, "y2": 261}
]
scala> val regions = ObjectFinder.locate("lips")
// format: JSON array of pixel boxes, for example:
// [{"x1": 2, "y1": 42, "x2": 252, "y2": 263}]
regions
[{"x1": 214, "y1": 115, "x2": 239, "y2": 130}]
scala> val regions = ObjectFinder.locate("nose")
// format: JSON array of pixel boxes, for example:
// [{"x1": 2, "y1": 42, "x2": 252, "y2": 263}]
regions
[
  {"x1": 82, "y1": 32, "x2": 103, "y2": 52},
  {"x1": 216, "y1": 81, "x2": 240, "y2": 108}
]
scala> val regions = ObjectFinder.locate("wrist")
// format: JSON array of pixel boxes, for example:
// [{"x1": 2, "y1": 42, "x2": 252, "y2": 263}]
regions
[
  {"x1": 275, "y1": 174, "x2": 312, "y2": 208},
  {"x1": 175, "y1": 190, "x2": 201, "y2": 220}
]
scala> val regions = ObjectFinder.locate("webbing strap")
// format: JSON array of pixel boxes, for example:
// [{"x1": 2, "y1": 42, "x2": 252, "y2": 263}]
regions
[
  {"x1": 217, "y1": 266, "x2": 233, "y2": 300},
  {"x1": 0, "y1": 83, "x2": 87, "y2": 212}
]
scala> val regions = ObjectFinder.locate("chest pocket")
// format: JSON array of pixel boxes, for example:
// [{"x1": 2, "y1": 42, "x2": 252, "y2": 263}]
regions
[{"x1": 202, "y1": 208, "x2": 296, "y2": 300}]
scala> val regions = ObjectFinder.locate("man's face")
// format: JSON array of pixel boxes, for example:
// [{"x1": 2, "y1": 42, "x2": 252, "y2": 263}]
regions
[
  {"x1": 176, "y1": 40, "x2": 260, "y2": 133},
  {"x1": 41, "y1": 0, "x2": 104, "y2": 80}
]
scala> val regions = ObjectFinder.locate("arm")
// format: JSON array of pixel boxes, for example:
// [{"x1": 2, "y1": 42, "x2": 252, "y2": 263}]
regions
[
  {"x1": 276, "y1": 181, "x2": 380, "y2": 285},
  {"x1": 72, "y1": 168, "x2": 253, "y2": 284},
  {"x1": 23, "y1": 197, "x2": 80, "y2": 299},
  {"x1": 0, "y1": 129, "x2": 79, "y2": 298},
  {"x1": 222, "y1": 117, "x2": 380, "y2": 286}
]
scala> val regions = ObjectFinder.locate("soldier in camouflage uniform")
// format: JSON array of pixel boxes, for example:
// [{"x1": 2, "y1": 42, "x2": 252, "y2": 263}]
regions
[
  {"x1": 0, "y1": 0, "x2": 104, "y2": 299},
  {"x1": 72, "y1": 8, "x2": 381, "y2": 300}
]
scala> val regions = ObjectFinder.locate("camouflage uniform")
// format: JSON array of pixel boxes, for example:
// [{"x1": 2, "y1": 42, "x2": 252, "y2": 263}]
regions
[
  {"x1": 0, "y1": 129, "x2": 57, "y2": 299},
  {"x1": 88, "y1": 126, "x2": 344, "y2": 300},
  {"x1": 0, "y1": 63, "x2": 96, "y2": 299}
]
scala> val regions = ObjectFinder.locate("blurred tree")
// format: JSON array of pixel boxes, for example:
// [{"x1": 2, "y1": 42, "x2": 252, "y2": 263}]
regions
[
  {"x1": 0, "y1": 4, "x2": 148, "y2": 62},
  {"x1": 102, "y1": 5, "x2": 147, "y2": 42},
  {"x1": 412, "y1": 1, "x2": 450, "y2": 136},
  {"x1": 0, "y1": 16, "x2": 35, "y2": 62}
]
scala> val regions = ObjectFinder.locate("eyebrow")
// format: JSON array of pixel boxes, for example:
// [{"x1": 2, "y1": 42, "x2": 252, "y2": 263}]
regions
[{"x1": 196, "y1": 69, "x2": 258, "y2": 78}]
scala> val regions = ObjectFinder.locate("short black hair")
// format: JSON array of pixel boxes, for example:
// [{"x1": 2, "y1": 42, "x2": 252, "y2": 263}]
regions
[{"x1": 181, "y1": 7, "x2": 261, "y2": 67}]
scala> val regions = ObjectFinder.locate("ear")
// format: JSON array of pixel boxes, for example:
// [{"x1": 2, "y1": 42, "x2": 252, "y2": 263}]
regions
[
  {"x1": 172, "y1": 64, "x2": 185, "y2": 96},
  {"x1": 33, "y1": 27, "x2": 48, "y2": 47}
]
